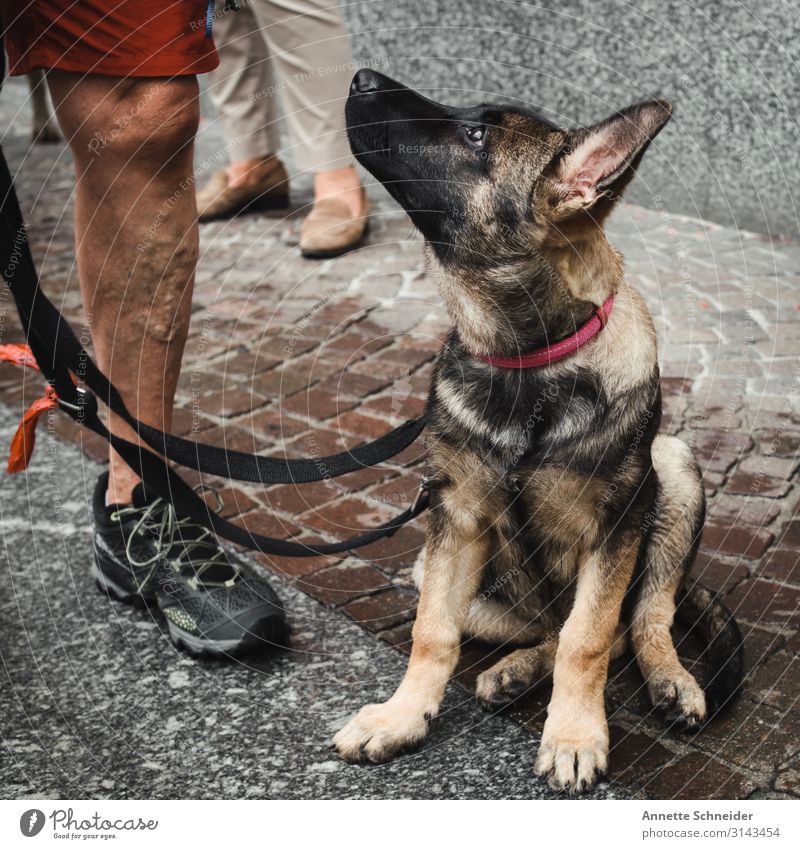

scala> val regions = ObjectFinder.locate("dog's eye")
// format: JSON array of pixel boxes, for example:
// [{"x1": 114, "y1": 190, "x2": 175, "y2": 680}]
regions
[{"x1": 464, "y1": 125, "x2": 487, "y2": 146}]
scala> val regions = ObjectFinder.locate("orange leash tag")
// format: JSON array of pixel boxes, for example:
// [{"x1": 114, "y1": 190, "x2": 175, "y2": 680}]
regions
[
  {"x1": 7, "y1": 387, "x2": 59, "y2": 473},
  {"x1": 0, "y1": 343, "x2": 39, "y2": 370},
  {"x1": 0, "y1": 342, "x2": 61, "y2": 473}
]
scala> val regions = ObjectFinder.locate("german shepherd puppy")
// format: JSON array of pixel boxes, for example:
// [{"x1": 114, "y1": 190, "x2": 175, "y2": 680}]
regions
[{"x1": 333, "y1": 69, "x2": 744, "y2": 793}]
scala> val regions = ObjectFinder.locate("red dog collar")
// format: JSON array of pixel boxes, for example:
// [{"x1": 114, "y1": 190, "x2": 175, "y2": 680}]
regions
[{"x1": 476, "y1": 295, "x2": 614, "y2": 369}]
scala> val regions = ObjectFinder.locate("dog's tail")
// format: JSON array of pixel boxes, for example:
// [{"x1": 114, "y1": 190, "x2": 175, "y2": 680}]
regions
[{"x1": 675, "y1": 581, "x2": 744, "y2": 718}]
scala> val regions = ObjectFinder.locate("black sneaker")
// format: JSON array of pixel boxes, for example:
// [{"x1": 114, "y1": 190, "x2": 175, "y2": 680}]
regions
[{"x1": 91, "y1": 471, "x2": 289, "y2": 657}]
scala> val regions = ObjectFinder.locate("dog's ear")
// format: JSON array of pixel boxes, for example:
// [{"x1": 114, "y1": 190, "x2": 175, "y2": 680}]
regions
[{"x1": 548, "y1": 100, "x2": 672, "y2": 217}]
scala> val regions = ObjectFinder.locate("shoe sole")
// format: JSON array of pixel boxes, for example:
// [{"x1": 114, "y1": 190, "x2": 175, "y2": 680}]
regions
[
  {"x1": 94, "y1": 563, "x2": 287, "y2": 659},
  {"x1": 166, "y1": 615, "x2": 288, "y2": 659},
  {"x1": 93, "y1": 562, "x2": 154, "y2": 609},
  {"x1": 199, "y1": 192, "x2": 290, "y2": 223}
]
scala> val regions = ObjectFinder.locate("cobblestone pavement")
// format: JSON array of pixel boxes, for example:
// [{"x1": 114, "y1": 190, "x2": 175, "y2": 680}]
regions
[{"x1": 1, "y1": 78, "x2": 799, "y2": 799}]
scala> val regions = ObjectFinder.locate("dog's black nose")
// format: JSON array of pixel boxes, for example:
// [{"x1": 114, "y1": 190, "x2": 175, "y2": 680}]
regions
[{"x1": 351, "y1": 68, "x2": 380, "y2": 94}]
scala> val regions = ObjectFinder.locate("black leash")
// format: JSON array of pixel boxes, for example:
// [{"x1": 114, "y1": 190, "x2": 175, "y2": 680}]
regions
[{"x1": 0, "y1": 145, "x2": 430, "y2": 556}]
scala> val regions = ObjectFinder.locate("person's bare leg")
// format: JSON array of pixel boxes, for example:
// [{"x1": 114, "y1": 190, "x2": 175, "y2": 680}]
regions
[{"x1": 47, "y1": 72, "x2": 199, "y2": 504}]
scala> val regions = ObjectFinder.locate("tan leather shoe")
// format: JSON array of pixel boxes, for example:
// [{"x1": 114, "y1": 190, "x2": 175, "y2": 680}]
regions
[
  {"x1": 196, "y1": 161, "x2": 290, "y2": 222},
  {"x1": 299, "y1": 192, "x2": 369, "y2": 258}
]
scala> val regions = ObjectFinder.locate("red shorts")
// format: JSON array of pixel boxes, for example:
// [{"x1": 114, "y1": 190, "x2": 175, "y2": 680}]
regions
[{"x1": 1, "y1": 0, "x2": 219, "y2": 77}]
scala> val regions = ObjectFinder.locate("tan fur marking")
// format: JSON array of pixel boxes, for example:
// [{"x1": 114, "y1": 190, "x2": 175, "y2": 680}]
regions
[
  {"x1": 537, "y1": 230, "x2": 622, "y2": 304},
  {"x1": 522, "y1": 467, "x2": 606, "y2": 548},
  {"x1": 426, "y1": 248, "x2": 507, "y2": 356}
]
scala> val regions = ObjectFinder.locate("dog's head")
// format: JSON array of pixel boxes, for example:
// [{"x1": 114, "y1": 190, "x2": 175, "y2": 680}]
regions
[
  {"x1": 346, "y1": 70, "x2": 671, "y2": 351},
  {"x1": 346, "y1": 69, "x2": 670, "y2": 261}
]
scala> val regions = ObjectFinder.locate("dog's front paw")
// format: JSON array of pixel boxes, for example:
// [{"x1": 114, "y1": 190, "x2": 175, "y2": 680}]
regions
[
  {"x1": 534, "y1": 711, "x2": 609, "y2": 794},
  {"x1": 332, "y1": 699, "x2": 431, "y2": 764}
]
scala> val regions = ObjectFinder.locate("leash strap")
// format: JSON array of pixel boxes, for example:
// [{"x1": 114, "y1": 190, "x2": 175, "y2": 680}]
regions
[{"x1": 0, "y1": 145, "x2": 429, "y2": 555}]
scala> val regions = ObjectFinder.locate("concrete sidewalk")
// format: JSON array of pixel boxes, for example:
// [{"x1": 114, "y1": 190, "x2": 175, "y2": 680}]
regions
[
  {"x1": 1, "y1": 76, "x2": 799, "y2": 799},
  {"x1": 0, "y1": 407, "x2": 627, "y2": 800}
]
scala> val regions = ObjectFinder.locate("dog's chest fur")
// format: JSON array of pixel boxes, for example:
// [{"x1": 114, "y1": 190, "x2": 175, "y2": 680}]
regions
[{"x1": 425, "y1": 287, "x2": 661, "y2": 622}]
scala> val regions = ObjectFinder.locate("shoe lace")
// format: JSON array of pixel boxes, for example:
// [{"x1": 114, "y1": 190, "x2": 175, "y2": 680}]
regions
[{"x1": 113, "y1": 488, "x2": 237, "y2": 587}]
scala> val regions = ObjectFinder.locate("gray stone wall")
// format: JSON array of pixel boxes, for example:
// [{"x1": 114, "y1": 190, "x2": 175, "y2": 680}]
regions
[{"x1": 340, "y1": 0, "x2": 800, "y2": 238}]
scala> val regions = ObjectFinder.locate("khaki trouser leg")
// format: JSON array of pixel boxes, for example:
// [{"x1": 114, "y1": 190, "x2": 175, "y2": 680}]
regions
[
  {"x1": 206, "y1": 2, "x2": 280, "y2": 162},
  {"x1": 208, "y1": 0, "x2": 356, "y2": 174}
]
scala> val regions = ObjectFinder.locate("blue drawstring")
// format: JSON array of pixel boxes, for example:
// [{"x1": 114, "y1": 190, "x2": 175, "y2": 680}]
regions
[
  {"x1": 204, "y1": 0, "x2": 214, "y2": 38},
  {"x1": 205, "y1": 0, "x2": 239, "y2": 38}
]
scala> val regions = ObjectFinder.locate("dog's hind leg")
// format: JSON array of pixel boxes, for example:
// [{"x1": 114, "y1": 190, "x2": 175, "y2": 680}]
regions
[
  {"x1": 463, "y1": 598, "x2": 551, "y2": 644},
  {"x1": 413, "y1": 545, "x2": 546, "y2": 645},
  {"x1": 630, "y1": 434, "x2": 707, "y2": 728},
  {"x1": 475, "y1": 625, "x2": 628, "y2": 709}
]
